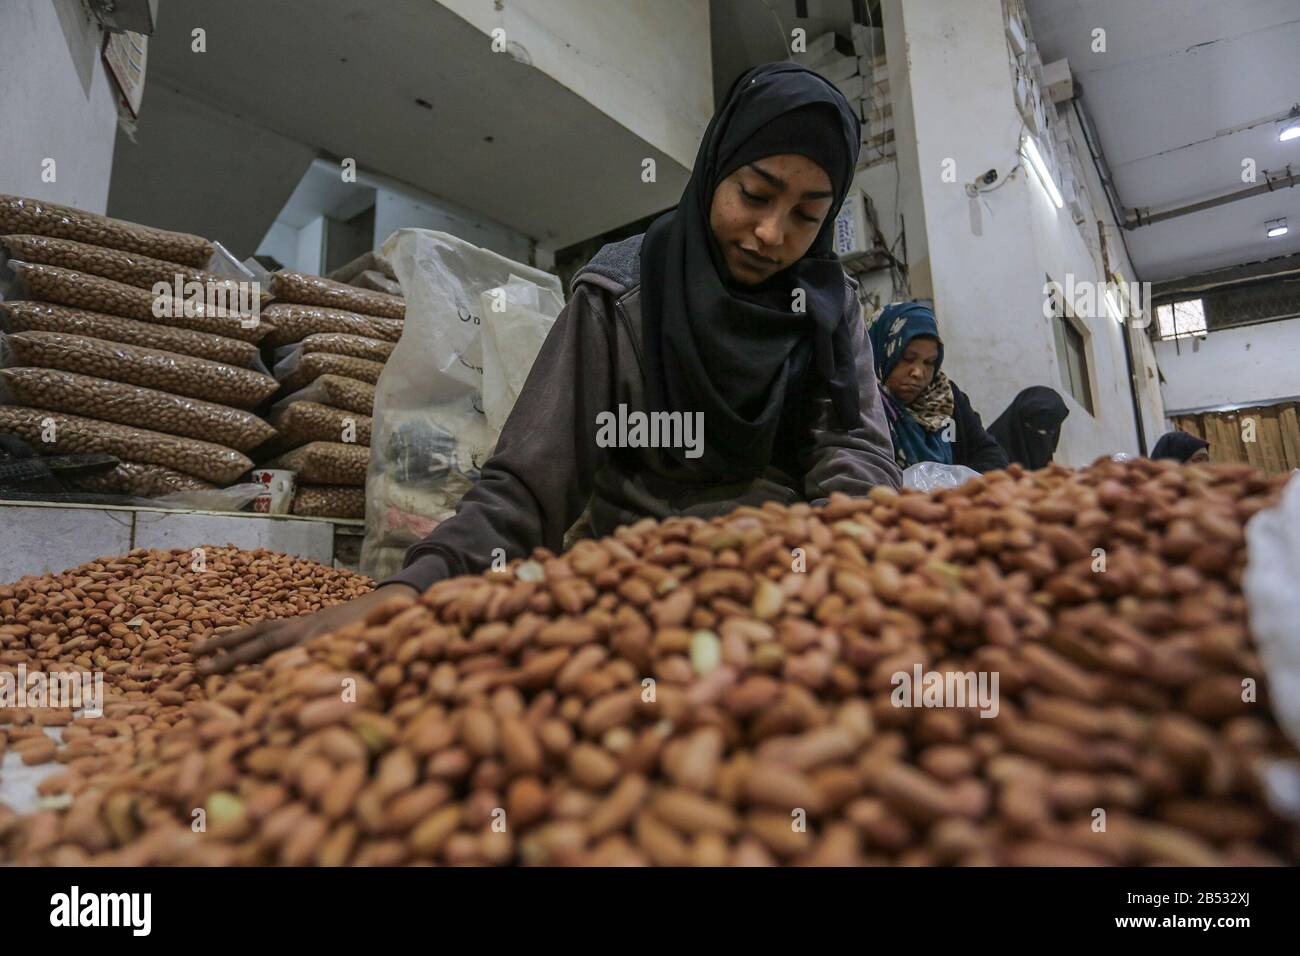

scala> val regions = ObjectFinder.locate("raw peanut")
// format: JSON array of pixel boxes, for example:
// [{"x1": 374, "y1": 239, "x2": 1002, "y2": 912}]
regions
[
  {"x1": 664, "y1": 726, "x2": 723, "y2": 793},
  {"x1": 570, "y1": 744, "x2": 621, "y2": 790},
  {"x1": 653, "y1": 789, "x2": 739, "y2": 835},
  {"x1": 588, "y1": 775, "x2": 649, "y2": 838},
  {"x1": 499, "y1": 717, "x2": 543, "y2": 773},
  {"x1": 635, "y1": 811, "x2": 689, "y2": 866},
  {"x1": 746, "y1": 810, "x2": 812, "y2": 857},
  {"x1": 506, "y1": 777, "x2": 549, "y2": 827},
  {"x1": 869, "y1": 761, "x2": 956, "y2": 822},
  {"x1": 743, "y1": 761, "x2": 825, "y2": 814},
  {"x1": 409, "y1": 806, "x2": 461, "y2": 856}
]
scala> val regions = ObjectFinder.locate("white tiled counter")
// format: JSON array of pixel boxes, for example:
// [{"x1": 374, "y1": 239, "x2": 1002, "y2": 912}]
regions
[{"x1": 0, "y1": 500, "x2": 365, "y2": 583}]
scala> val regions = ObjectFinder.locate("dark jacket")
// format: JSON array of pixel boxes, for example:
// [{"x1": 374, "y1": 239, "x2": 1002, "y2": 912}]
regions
[
  {"x1": 383, "y1": 234, "x2": 902, "y2": 593},
  {"x1": 950, "y1": 383, "x2": 1009, "y2": 473}
]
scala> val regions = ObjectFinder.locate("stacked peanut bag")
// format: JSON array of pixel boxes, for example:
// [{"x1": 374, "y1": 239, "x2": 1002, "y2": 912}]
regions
[
  {"x1": 0, "y1": 195, "x2": 278, "y2": 498},
  {"x1": 257, "y1": 267, "x2": 405, "y2": 520}
]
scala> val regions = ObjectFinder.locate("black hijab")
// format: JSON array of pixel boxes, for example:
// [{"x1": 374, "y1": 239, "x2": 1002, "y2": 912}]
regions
[
  {"x1": 1151, "y1": 430, "x2": 1209, "y2": 462},
  {"x1": 989, "y1": 386, "x2": 1070, "y2": 470},
  {"x1": 639, "y1": 62, "x2": 863, "y2": 480}
]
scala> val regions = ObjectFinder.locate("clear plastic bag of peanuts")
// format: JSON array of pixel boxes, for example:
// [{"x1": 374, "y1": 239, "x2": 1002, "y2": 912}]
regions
[
  {"x1": 360, "y1": 228, "x2": 563, "y2": 580},
  {"x1": 1244, "y1": 471, "x2": 1300, "y2": 819},
  {"x1": 901, "y1": 461, "x2": 981, "y2": 492}
]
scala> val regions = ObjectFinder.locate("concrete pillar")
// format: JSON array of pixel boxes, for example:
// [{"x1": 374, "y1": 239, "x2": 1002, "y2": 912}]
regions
[
  {"x1": 0, "y1": 0, "x2": 119, "y2": 212},
  {"x1": 878, "y1": 0, "x2": 1151, "y2": 464}
]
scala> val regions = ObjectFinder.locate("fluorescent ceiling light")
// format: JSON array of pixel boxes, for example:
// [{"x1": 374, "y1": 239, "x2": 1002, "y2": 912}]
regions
[
  {"x1": 1266, "y1": 218, "x2": 1288, "y2": 238},
  {"x1": 1280, "y1": 116, "x2": 1300, "y2": 142},
  {"x1": 1021, "y1": 135, "x2": 1064, "y2": 209},
  {"x1": 1104, "y1": 288, "x2": 1124, "y2": 323}
]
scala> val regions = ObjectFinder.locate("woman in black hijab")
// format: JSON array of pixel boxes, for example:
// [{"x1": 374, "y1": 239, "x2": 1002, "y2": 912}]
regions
[
  {"x1": 1151, "y1": 431, "x2": 1210, "y2": 463},
  {"x1": 195, "y1": 63, "x2": 902, "y2": 672},
  {"x1": 988, "y1": 386, "x2": 1070, "y2": 470}
]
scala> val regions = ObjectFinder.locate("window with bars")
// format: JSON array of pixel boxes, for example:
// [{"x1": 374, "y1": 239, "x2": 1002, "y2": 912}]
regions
[
  {"x1": 1047, "y1": 276, "x2": 1095, "y2": 415},
  {"x1": 1155, "y1": 299, "x2": 1208, "y2": 340}
]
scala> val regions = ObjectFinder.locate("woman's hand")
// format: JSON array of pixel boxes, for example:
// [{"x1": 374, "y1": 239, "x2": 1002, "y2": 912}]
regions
[{"x1": 190, "y1": 583, "x2": 419, "y2": 675}]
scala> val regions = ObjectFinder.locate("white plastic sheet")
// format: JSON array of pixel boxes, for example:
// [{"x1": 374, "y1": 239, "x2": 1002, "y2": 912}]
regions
[
  {"x1": 1243, "y1": 471, "x2": 1300, "y2": 819},
  {"x1": 359, "y1": 229, "x2": 563, "y2": 581},
  {"x1": 901, "y1": 461, "x2": 981, "y2": 492}
]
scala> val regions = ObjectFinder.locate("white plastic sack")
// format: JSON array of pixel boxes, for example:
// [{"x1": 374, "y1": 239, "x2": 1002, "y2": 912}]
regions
[
  {"x1": 360, "y1": 229, "x2": 563, "y2": 581},
  {"x1": 902, "y1": 461, "x2": 981, "y2": 492},
  {"x1": 1243, "y1": 471, "x2": 1300, "y2": 818},
  {"x1": 481, "y1": 278, "x2": 563, "y2": 433}
]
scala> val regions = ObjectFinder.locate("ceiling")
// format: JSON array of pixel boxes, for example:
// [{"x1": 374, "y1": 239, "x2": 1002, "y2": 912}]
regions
[
  {"x1": 111, "y1": 0, "x2": 689, "y2": 254},
  {"x1": 1026, "y1": 0, "x2": 1300, "y2": 282},
  {"x1": 710, "y1": 0, "x2": 880, "y2": 106}
]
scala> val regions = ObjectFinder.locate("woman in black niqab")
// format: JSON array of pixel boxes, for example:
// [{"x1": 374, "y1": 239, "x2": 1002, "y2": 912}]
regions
[{"x1": 988, "y1": 386, "x2": 1070, "y2": 470}]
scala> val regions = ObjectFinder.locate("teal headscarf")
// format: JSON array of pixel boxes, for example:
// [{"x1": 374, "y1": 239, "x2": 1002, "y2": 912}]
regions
[{"x1": 868, "y1": 302, "x2": 954, "y2": 467}]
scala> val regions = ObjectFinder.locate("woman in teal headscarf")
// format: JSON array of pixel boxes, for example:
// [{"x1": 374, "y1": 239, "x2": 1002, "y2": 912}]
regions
[{"x1": 868, "y1": 301, "x2": 1008, "y2": 473}]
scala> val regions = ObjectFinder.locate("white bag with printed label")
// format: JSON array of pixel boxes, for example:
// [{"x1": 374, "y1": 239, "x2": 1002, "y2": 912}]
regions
[{"x1": 360, "y1": 229, "x2": 563, "y2": 581}]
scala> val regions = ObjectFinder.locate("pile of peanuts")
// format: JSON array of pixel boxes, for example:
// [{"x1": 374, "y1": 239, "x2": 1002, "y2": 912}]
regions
[
  {"x1": 300, "y1": 374, "x2": 377, "y2": 417},
  {"x1": 0, "y1": 547, "x2": 372, "y2": 783},
  {"x1": 279, "y1": 353, "x2": 385, "y2": 394},
  {"x1": 72, "y1": 461, "x2": 216, "y2": 496},
  {"x1": 259, "y1": 277, "x2": 396, "y2": 516},
  {"x1": 1, "y1": 368, "x2": 277, "y2": 452},
  {"x1": 2, "y1": 301, "x2": 261, "y2": 368},
  {"x1": 262, "y1": 304, "x2": 402, "y2": 348},
  {"x1": 2, "y1": 459, "x2": 1296, "y2": 866},
  {"x1": 265, "y1": 442, "x2": 370, "y2": 486},
  {"x1": 0, "y1": 194, "x2": 213, "y2": 267},
  {"x1": 0, "y1": 407, "x2": 253, "y2": 484},
  {"x1": 269, "y1": 270, "x2": 406, "y2": 320},
  {"x1": 7, "y1": 331, "x2": 279, "y2": 409},
  {"x1": 7, "y1": 262, "x2": 266, "y2": 342},
  {"x1": 0, "y1": 235, "x2": 263, "y2": 304},
  {"x1": 292, "y1": 486, "x2": 366, "y2": 520},
  {"x1": 298, "y1": 332, "x2": 396, "y2": 364},
  {"x1": 268, "y1": 402, "x2": 373, "y2": 451}
]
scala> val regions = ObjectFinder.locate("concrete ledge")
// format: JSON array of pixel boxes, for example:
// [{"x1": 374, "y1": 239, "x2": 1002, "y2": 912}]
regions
[{"x1": 0, "y1": 500, "x2": 363, "y2": 583}]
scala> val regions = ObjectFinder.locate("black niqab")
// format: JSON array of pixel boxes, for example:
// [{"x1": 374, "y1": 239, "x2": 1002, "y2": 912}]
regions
[
  {"x1": 639, "y1": 62, "x2": 863, "y2": 480},
  {"x1": 989, "y1": 386, "x2": 1070, "y2": 470}
]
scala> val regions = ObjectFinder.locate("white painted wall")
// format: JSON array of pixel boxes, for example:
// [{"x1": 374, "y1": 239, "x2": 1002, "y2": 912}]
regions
[
  {"x1": 0, "y1": 0, "x2": 119, "y2": 212},
  {"x1": 295, "y1": 216, "x2": 326, "y2": 277},
  {"x1": 256, "y1": 159, "x2": 536, "y2": 274},
  {"x1": 257, "y1": 220, "x2": 300, "y2": 271},
  {"x1": 372, "y1": 185, "x2": 533, "y2": 265},
  {"x1": 882, "y1": 0, "x2": 1159, "y2": 466},
  {"x1": 1155, "y1": 319, "x2": 1300, "y2": 413},
  {"x1": 437, "y1": 0, "x2": 713, "y2": 171}
]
